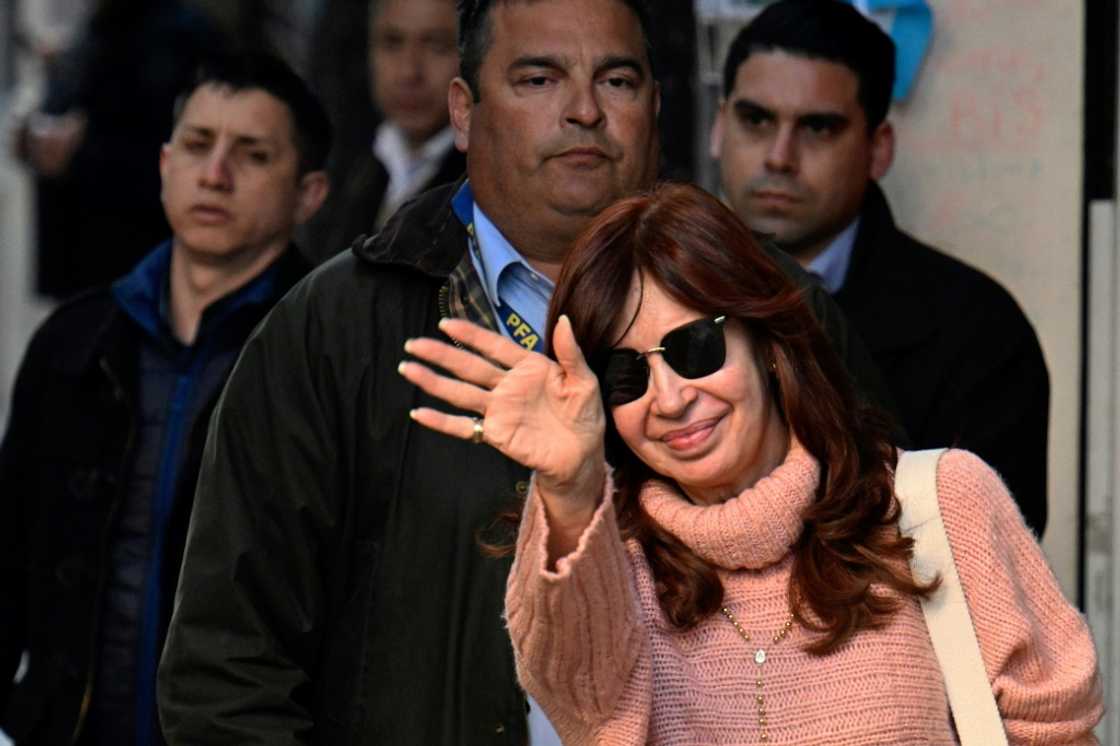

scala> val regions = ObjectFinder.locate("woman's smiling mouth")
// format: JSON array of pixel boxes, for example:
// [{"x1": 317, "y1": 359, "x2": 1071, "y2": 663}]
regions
[{"x1": 660, "y1": 416, "x2": 723, "y2": 452}]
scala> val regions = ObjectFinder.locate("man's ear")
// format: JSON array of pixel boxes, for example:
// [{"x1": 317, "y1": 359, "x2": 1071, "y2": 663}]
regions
[
  {"x1": 708, "y1": 99, "x2": 727, "y2": 161},
  {"x1": 294, "y1": 170, "x2": 330, "y2": 224},
  {"x1": 448, "y1": 78, "x2": 474, "y2": 154},
  {"x1": 869, "y1": 120, "x2": 894, "y2": 181}
]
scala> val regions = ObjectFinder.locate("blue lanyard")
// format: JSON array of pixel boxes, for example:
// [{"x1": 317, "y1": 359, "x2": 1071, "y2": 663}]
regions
[{"x1": 452, "y1": 183, "x2": 546, "y2": 353}]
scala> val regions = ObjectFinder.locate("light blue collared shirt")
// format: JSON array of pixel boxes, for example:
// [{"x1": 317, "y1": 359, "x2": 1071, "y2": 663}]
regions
[
  {"x1": 806, "y1": 216, "x2": 861, "y2": 294},
  {"x1": 467, "y1": 196, "x2": 555, "y2": 346},
  {"x1": 455, "y1": 186, "x2": 561, "y2": 746}
]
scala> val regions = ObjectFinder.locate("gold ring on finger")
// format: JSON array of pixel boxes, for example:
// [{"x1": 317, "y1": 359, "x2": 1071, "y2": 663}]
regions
[{"x1": 470, "y1": 417, "x2": 485, "y2": 444}]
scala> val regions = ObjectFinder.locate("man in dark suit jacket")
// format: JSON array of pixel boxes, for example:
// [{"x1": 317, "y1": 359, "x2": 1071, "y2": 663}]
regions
[
  {"x1": 709, "y1": 0, "x2": 1049, "y2": 535},
  {"x1": 301, "y1": 0, "x2": 465, "y2": 262}
]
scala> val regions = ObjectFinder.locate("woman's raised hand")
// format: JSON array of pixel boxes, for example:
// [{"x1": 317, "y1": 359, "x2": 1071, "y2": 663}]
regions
[{"x1": 398, "y1": 316, "x2": 606, "y2": 512}]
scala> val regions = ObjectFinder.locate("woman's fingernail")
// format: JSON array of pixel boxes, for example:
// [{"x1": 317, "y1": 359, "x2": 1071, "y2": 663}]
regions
[
  {"x1": 397, "y1": 361, "x2": 408, "y2": 375},
  {"x1": 403, "y1": 338, "x2": 415, "y2": 352}
]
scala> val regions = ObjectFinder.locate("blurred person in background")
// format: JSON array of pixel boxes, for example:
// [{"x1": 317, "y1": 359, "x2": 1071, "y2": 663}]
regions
[
  {"x1": 185, "y1": 0, "x2": 323, "y2": 75},
  {"x1": 305, "y1": 0, "x2": 379, "y2": 196},
  {"x1": 709, "y1": 0, "x2": 1050, "y2": 534},
  {"x1": 301, "y1": 0, "x2": 464, "y2": 261},
  {"x1": 0, "y1": 52, "x2": 328, "y2": 745},
  {"x1": 13, "y1": 0, "x2": 223, "y2": 300}
]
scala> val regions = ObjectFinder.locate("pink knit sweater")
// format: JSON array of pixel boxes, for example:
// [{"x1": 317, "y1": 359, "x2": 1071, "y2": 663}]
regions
[{"x1": 505, "y1": 445, "x2": 1103, "y2": 744}]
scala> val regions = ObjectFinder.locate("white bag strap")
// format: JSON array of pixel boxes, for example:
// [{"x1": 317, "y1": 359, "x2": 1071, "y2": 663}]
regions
[{"x1": 895, "y1": 449, "x2": 1007, "y2": 745}]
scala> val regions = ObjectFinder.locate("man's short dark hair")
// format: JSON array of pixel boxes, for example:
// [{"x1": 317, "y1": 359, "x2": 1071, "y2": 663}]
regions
[
  {"x1": 723, "y1": 0, "x2": 895, "y2": 130},
  {"x1": 173, "y1": 51, "x2": 333, "y2": 174},
  {"x1": 456, "y1": 0, "x2": 654, "y2": 102}
]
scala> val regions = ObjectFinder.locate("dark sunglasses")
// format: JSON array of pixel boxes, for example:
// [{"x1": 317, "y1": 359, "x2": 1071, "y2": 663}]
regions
[{"x1": 599, "y1": 316, "x2": 727, "y2": 407}]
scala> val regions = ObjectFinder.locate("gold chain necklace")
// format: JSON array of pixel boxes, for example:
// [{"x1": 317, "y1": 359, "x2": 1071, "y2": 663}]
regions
[{"x1": 720, "y1": 606, "x2": 795, "y2": 743}]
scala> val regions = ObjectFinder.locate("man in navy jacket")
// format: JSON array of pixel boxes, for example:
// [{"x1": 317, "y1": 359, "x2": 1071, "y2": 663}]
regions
[{"x1": 0, "y1": 51, "x2": 329, "y2": 745}]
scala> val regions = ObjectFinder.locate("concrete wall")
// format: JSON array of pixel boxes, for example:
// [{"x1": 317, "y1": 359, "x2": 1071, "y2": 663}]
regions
[{"x1": 881, "y1": 0, "x2": 1085, "y2": 596}]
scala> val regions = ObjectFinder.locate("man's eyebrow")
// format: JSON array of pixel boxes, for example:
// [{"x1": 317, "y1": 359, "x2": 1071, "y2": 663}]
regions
[
  {"x1": 729, "y1": 99, "x2": 850, "y2": 130},
  {"x1": 731, "y1": 98, "x2": 775, "y2": 119},
  {"x1": 419, "y1": 29, "x2": 457, "y2": 41},
  {"x1": 509, "y1": 55, "x2": 566, "y2": 72},
  {"x1": 797, "y1": 111, "x2": 850, "y2": 129},
  {"x1": 233, "y1": 135, "x2": 274, "y2": 148},
  {"x1": 508, "y1": 54, "x2": 647, "y2": 79},
  {"x1": 179, "y1": 125, "x2": 275, "y2": 147}
]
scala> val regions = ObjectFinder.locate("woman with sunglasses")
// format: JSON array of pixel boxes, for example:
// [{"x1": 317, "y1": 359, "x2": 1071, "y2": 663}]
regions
[{"x1": 398, "y1": 183, "x2": 1100, "y2": 743}]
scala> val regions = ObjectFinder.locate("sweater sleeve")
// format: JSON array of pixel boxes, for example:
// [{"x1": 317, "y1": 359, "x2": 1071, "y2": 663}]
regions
[
  {"x1": 937, "y1": 450, "x2": 1103, "y2": 744},
  {"x1": 504, "y1": 474, "x2": 646, "y2": 736}
]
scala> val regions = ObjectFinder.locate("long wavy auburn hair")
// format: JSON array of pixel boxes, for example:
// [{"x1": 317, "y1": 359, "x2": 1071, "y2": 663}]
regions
[{"x1": 545, "y1": 182, "x2": 934, "y2": 655}]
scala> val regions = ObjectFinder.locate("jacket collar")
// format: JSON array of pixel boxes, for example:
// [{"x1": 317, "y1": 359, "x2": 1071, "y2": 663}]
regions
[
  {"x1": 111, "y1": 241, "x2": 311, "y2": 350},
  {"x1": 841, "y1": 182, "x2": 899, "y2": 289},
  {"x1": 353, "y1": 178, "x2": 467, "y2": 279},
  {"x1": 835, "y1": 182, "x2": 938, "y2": 351},
  {"x1": 45, "y1": 291, "x2": 140, "y2": 401},
  {"x1": 59, "y1": 243, "x2": 311, "y2": 385}
]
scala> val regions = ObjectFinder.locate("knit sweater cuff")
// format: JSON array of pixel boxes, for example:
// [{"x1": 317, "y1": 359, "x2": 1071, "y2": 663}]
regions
[
  {"x1": 505, "y1": 469, "x2": 643, "y2": 722},
  {"x1": 935, "y1": 449, "x2": 1103, "y2": 740}
]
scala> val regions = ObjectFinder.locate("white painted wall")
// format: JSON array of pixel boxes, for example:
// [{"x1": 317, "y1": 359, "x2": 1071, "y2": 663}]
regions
[
  {"x1": 0, "y1": 118, "x2": 51, "y2": 432},
  {"x1": 881, "y1": 0, "x2": 1084, "y2": 597}
]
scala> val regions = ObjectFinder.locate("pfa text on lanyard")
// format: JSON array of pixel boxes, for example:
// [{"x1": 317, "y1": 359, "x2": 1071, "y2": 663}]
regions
[{"x1": 452, "y1": 182, "x2": 546, "y2": 353}]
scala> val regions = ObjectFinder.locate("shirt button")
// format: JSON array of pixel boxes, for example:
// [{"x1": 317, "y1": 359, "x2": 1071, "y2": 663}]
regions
[{"x1": 515, "y1": 481, "x2": 530, "y2": 498}]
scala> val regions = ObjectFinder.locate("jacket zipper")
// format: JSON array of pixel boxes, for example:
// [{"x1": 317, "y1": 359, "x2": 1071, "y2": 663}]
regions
[
  {"x1": 438, "y1": 281, "x2": 451, "y2": 322},
  {"x1": 437, "y1": 282, "x2": 466, "y2": 349},
  {"x1": 70, "y1": 357, "x2": 136, "y2": 745}
]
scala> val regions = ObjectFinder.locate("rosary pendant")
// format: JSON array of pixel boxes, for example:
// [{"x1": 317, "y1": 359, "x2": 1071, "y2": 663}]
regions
[
  {"x1": 754, "y1": 652, "x2": 770, "y2": 741},
  {"x1": 721, "y1": 606, "x2": 794, "y2": 744}
]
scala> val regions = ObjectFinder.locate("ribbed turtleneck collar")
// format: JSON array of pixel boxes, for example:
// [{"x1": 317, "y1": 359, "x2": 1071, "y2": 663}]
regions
[{"x1": 638, "y1": 440, "x2": 820, "y2": 570}]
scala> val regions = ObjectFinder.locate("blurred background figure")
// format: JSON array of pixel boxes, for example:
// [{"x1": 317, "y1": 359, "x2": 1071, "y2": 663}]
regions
[
  {"x1": 304, "y1": 0, "x2": 377, "y2": 186},
  {"x1": 187, "y1": 0, "x2": 323, "y2": 76},
  {"x1": 0, "y1": 51, "x2": 328, "y2": 746},
  {"x1": 300, "y1": 0, "x2": 464, "y2": 262},
  {"x1": 11, "y1": 0, "x2": 222, "y2": 300},
  {"x1": 646, "y1": 1, "x2": 697, "y2": 182}
]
